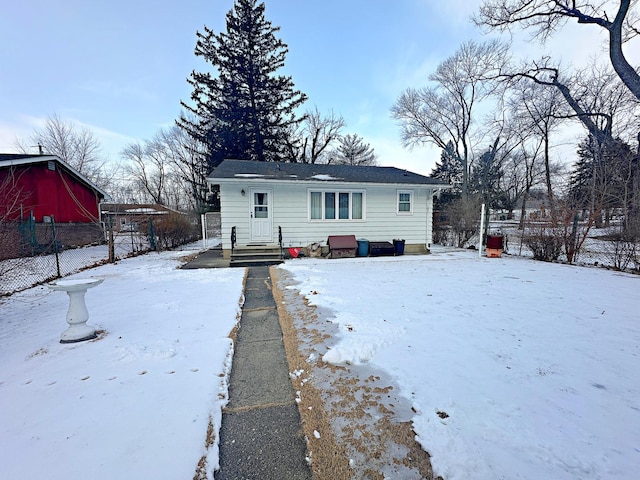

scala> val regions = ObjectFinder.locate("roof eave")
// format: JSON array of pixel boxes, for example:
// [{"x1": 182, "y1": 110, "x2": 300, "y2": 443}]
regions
[
  {"x1": 1, "y1": 155, "x2": 108, "y2": 198},
  {"x1": 207, "y1": 176, "x2": 448, "y2": 188}
]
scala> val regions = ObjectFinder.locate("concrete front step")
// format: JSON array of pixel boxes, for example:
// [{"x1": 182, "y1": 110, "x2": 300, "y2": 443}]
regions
[{"x1": 230, "y1": 245, "x2": 283, "y2": 267}]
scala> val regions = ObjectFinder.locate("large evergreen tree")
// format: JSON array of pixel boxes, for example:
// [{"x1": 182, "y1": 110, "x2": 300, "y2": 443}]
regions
[
  {"x1": 569, "y1": 135, "x2": 637, "y2": 227},
  {"x1": 431, "y1": 141, "x2": 463, "y2": 204},
  {"x1": 179, "y1": 0, "x2": 307, "y2": 168},
  {"x1": 470, "y1": 144, "x2": 506, "y2": 209}
]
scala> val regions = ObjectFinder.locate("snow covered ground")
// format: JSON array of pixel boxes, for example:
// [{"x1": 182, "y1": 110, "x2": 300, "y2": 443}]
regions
[
  {"x1": 2, "y1": 245, "x2": 638, "y2": 480},
  {"x1": 0, "y1": 247, "x2": 245, "y2": 480},
  {"x1": 0, "y1": 233, "x2": 158, "y2": 296},
  {"x1": 280, "y1": 248, "x2": 640, "y2": 480}
]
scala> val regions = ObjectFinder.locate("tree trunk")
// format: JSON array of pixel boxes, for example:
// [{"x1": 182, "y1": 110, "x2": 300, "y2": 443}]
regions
[
  {"x1": 608, "y1": 0, "x2": 640, "y2": 101},
  {"x1": 543, "y1": 133, "x2": 556, "y2": 225},
  {"x1": 519, "y1": 184, "x2": 532, "y2": 230}
]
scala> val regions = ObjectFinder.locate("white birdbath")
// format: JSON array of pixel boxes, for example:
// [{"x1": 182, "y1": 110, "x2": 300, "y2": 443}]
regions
[{"x1": 48, "y1": 278, "x2": 104, "y2": 343}]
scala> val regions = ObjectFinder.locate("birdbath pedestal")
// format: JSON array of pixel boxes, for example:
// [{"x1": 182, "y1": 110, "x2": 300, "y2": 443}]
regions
[{"x1": 48, "y1": 278, "x2": 104, "y2": 343}]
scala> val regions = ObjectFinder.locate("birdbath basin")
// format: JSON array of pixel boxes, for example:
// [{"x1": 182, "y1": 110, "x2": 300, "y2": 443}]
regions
[{"x1": 48, "y1": 278, "x2": 104, "y2": 343}]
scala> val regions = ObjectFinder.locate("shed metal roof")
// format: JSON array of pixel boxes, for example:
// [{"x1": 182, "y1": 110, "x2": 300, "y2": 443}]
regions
[{"x1": 208, "y1": 159, "x2": 448, "y2": 187}]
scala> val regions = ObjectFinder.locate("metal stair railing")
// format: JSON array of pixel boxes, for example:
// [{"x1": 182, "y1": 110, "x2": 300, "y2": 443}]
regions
[{"x1": 231, "y1": 226, "x2": 236, "y2": 255}]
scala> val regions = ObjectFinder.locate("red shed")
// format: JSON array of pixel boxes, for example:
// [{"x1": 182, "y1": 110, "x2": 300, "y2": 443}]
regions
[{"x1": 0, "y1": 154, "x2": 106, "y2": 223}]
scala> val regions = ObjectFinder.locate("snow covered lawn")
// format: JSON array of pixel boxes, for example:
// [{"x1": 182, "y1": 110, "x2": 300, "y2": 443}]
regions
[
  {"x1": 0, "y1": 249, "x2": 245, "y2": 480},
  {"x1": 2, "y1": 246, "x2": 637, "y2": 480},
  {"x1": 280, "y1": 248, "x2": 640, "y2": 480}
]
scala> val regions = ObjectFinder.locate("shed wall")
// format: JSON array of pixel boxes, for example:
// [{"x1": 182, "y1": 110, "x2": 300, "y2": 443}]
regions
[{"x1": 0, "y1": 163, "x2": 101, "y2": 222}]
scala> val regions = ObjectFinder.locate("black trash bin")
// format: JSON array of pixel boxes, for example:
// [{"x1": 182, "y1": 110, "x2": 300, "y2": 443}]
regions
[{"x1": 393, "y1": 239, "x2": 405, "y2": 256}]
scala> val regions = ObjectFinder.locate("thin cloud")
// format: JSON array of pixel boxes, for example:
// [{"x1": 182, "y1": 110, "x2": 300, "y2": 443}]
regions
[
  {"x1": 79, "y1": 79, "x2": 159, "y2": 104},
  {"x1": 0, "y1": 113, "x2": 140, "y2": 161}
]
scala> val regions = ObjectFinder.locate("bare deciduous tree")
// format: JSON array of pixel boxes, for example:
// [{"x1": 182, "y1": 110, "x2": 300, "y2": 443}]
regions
[
  {"x1": 508, "y1": 77, "x2": 567, "y2": 222},
  {"x1": 283, "y1": 107, "x2": 347, "y2": 164},
  {"x1": 476, "y1": 100, "x2": 541, "y2": 214},
  {"x1": 0, "y1": 167, "x2": 28, "y2": 263},
  {"x1": 391, "y1": 39, "x2": 510, "y2": 195},
  {"x1": 510, "y1": 64, "x2": 638, "y2": 228},
  {"x1": 121, "y1": 141, "x2": 169, "y2": 206},
  {"x1": 300, "y1": 107, "x2": 346, "y2": 164},
  {"x1": 157, "y1": 121, "x2": 209, "y2": 212},
  {"x1": 570, "y1": 64, "x2": 638, "y2": 140},
  {"x1": 508, "y1": 126, "x2": 547, "y2": 228},
  {"x1": 475, "y1": 0, "x2": 640, "y2": 100},
  {"x1": 15, "y1": 114, "x2": 118, "y2": 191},
  {"x1": 121, "y1": 126, "x2": 208, "y2": 211}
]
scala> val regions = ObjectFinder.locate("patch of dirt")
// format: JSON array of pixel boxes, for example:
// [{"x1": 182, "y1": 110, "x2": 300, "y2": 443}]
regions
[
  {"x1": 178, "y1": 252, "x2": 201, "y2": 265},
  {"x1": 193, "y1": 416, "x2": 216, "y2": 480},
  {"x1": 271, "y1": 267, "x2": 441, "y2": 480},
  {"x1": 89, "y1": 329, "x2": 108, "y2": 342},
  {"x1": 25, "y1": 347, "x2": 48, "y2": 360},
  {"x1": 227, "y1": 268, "x2": 249, "y2": 344}
]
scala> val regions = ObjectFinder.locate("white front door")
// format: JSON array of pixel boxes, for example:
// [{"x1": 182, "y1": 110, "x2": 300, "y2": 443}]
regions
[{"x1": 250, "y1": 189, "x2": 273, "y2": 243}]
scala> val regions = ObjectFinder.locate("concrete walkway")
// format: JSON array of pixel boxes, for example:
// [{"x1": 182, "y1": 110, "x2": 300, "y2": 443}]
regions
[
  {"x1": 215, "y1": 266, "x2": 311, "y2": 480},
  {"x1": 181, "y1": 247, "x2": 230, "y2": 269}
]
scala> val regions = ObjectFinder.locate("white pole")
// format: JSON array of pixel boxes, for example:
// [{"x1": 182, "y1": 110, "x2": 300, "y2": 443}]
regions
[
  {"x1": 201, "y1": 213, "x2": 207, "y2": 249},
  {"x1": 478, "y1": 203, "x2": 485, "y2": 259}
]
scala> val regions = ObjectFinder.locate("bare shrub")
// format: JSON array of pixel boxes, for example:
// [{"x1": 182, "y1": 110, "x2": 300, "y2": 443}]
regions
[
  {"x1": 524, "y1": 224, "x2": 563, "y2": 261},
  {"x1": 153, "y1": 213, "x2": 199, "y2": 250},
  {"x1": 432, "y1": 223, "x2": 452, "y2": 246},
  {"x1": 599, "y1": 229, "x2": 639, "y2": 271},
  {"x1": 445, "y1": 197, "x2": 483, "y2": 248}
]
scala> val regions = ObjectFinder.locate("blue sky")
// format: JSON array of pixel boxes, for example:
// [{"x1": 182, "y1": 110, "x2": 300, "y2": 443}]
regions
[{"x1": 0, "y1": 0, "x2": 632, "y2": 175}]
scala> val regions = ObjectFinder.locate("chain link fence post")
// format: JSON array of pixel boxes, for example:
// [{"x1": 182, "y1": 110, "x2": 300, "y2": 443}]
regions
[{"x1": 51, "y1": 215, "x2": 61, "y2": 278}]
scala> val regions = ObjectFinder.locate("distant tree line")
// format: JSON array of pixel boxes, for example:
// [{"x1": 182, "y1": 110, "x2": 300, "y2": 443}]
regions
[{"x1": 392, "y1": 0, "x2": 639, "y2": 258}]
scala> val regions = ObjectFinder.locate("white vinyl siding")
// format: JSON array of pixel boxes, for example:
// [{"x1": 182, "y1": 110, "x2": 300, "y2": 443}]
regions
[{"x1": 216, "y1": 180, "x2": 434, "y2": 250}]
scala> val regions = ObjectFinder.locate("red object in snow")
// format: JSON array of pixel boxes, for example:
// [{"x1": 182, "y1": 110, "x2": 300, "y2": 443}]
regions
[
  {"x1": 288, "y1": 247, "x2": 302, "y2": 258},
  {"x1": 486, "y1": 235, "x2": 504, "y2": 249}
]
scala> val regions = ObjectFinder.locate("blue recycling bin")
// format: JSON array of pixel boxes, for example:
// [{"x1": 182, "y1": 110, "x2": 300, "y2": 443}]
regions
[{"x1": 357, "y1": 239, "x2": 369, "y2": 257}]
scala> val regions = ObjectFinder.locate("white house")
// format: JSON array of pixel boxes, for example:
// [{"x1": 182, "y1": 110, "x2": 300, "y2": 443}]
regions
[{"x1": 208, "y1": 159, "x2": 448, "y2": 257}]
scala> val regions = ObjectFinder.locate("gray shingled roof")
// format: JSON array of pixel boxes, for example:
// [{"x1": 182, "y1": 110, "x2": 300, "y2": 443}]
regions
[{"x1": 208, "y1": 159, "x2": 448, "y2": 186}]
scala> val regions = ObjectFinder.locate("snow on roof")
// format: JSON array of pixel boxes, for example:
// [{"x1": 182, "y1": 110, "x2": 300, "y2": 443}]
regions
[
  {"x1": 311, "y1": 174, "x2": 337, "y2": 181},
  {"x1": 124, "y1": 208, "x2": 166, "y2": 214}
]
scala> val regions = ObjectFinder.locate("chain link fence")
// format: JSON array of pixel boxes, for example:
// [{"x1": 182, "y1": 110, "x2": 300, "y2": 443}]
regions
[
  {"x1": 434, "y1": 210, "x2": 640, "y2": 273},
  {"x1": 488, "y1": 219, "x2": 640, "y2": 272},
  {"x1": 0, "y1": 215, "x2": 201, "y2": 297}
]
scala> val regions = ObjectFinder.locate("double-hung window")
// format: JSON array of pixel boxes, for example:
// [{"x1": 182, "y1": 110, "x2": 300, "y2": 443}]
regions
[
  {"x1": 397, "y1": 190, "x2": 413, "y2": 214},
  {"x1": 309, "y1": 190, "x2": 364, "y2": 221}
]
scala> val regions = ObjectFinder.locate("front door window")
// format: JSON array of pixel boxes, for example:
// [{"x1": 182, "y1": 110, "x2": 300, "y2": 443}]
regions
[
  {"x1": 254, "y1": 192, "x2": 268, "y2": 218},
  {"x1": 250, "y1": 189, "x2": 273, "y2": 243}
]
